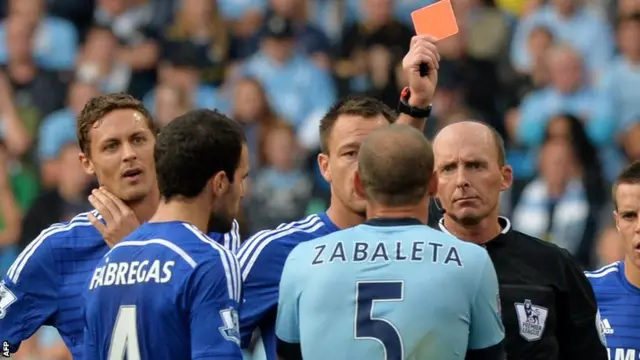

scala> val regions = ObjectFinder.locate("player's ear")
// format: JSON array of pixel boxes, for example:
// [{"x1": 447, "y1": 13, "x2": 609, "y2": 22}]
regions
[
  {"x1": 318, "y1": 152, "x2": 331, "y2": 183},
  {"x1": 427, "y1": 172, "x2": 438, "y2": 196},
  {"x1": 210, "y1": 171, "x2": 229, "y2": 197},
  {"x1": 499, "y1": 165, "x2": 513, "y2": 191},
  {"x1": 613, "y1": 211, "x2": 621, "y2": 231},
  {"x1": 353, "y1": 170, "x2": 365, "y2": 199},
  {"x1": 79, "y1": 152, "x2": 95, "y2": 175}
]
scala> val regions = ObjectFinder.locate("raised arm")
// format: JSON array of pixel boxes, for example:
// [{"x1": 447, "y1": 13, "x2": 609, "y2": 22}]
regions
[{"x1": 396, "y1": 35, "x2": 439, "y2": 133}]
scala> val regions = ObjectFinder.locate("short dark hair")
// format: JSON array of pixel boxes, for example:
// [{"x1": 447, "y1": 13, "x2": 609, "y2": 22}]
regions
[
  {"x1": 612, "y1": 161, "x2": 640, "y2": 210},
  {"x1": 358, "y1": 124, "x2": 434, "y2": 206},
  {"x1": 319, "y1": 96, "x2": 396, "y2": 154},
  {"x1": 77, "y1": 93, "x2": 155, "y2": 156},
  {"x1": 155, "y1": 109, "x2": 245, "y2": 201}
]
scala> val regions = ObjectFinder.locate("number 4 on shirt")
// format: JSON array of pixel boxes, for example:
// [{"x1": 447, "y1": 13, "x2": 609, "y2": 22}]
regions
[{"x1": 109, "y1": 305, "x2": 141, "y2": 360}]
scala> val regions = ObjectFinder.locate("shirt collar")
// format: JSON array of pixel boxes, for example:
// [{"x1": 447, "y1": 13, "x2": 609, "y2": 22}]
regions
[{"x1": 438, "y1": 216, "x2": 512, "y2": 246}]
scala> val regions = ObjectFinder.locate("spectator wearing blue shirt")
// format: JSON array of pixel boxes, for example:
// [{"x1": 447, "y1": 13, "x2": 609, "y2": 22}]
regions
[
  {"x1": 75, "y1": 26, "x2": 132, "y2": 94},
  {"x1": 511, "y1": 0, "x2": 614, "y2": 79},
  {"x1": 0, "y1": 0, "x2": 78, "y2": 71},
  {"x1": 516, "y1": 45, "x2": 615, "y2": 148},
  {"x1": 598, "y1": 12, "x2": 640, "y2": 132},
  {"x1": 38, "y1": 82, "x2": 101, "y2": 188},
  {"x1": 267, "y1": 0, "x2": 332, "y2": 70},
  {"x1": 144, "y1": 40, "x2": 225, "y2": 115},
  {"x1": 242, "y1": 14, "x2": 336, "y2": 130}
]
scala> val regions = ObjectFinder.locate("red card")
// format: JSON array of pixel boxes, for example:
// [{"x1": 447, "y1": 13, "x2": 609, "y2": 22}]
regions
[{"x1": 411, "y1": 0, "x2": 459, "y2": 41}]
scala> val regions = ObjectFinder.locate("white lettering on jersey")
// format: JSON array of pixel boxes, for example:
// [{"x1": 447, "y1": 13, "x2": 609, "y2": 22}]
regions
[
  {"x1": 606, "y1": 348, "x2": 636, "y2": 360},
  {"x1": 311, "y1": 241, "x2": 463, "y2": 267},
  {"x1": 89, "y1": 260, "x2": 175, "y2": 290},
  {"x1": 0, "y1": 281, "x2": 17, "y2": 319}
]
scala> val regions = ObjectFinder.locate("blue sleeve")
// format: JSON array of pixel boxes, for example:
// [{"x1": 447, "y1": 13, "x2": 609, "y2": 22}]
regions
[
  {"x1": 0, "y1": 235, "x2": 59, "y2": 353},
  {"x1": 237, "y1": 234, "x2": 290, "y2": 348},
  {"x1": 187, "y1": 256, "x2": 243, "y2": 360},
  {"x1": 468, "y1": 255, "x2": 505, "y2": 350},
  {"x1": 275, "y1": 248, "x2": 301, "y2": 343}
]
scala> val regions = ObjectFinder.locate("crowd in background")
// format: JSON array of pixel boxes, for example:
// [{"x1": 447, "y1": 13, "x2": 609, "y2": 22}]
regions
[{"x1": 0, "y1": 0, "x2": 637, "y2": 358}]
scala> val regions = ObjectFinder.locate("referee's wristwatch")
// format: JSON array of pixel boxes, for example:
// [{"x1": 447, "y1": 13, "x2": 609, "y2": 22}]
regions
[{"x1": 397, "y1": 87, "x2": 432, "y2": 118}]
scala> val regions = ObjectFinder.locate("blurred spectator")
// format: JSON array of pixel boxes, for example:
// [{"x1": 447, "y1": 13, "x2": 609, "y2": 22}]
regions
[
  {"x1": 622, "y1": 120, "x2": 640, "y2": 161},
  {"x1": 0, "y1": 0, "x2": 78, "y2": 71},
  {"x1": 595, "y1": 225, "x2": 624, "y2": 268},
  {"x1": 0, "y1": 71, "x2": 32, "y2": 157},
  {"x1": 515, "y1": 45, "x2": 615, "y2": 147},
  {"x1": 154, "y1": 83, "x2": 192, "y2": 128},
  {"x1": 220, "y1": 0, "x2": 266, "y2": 60},
  {"x1": 38, "y1": 81, "x2": 101, "y2": 188},
  {"x1": 543, "y1": 114, "x2": 614, "y2": 189},
  {"x1": 1, "y1": 16, "x2": 67, "y2": 136},
  {"x1": 246, "y1": 122, "x2": 312, "y2": 233},
  {"x1": 512, "y1": 138, "x2": 596, "y2": 267},
  {"x1": 0, "y1": 143, "x2": 21, "y2": 275},
  {"x1": 618, "y1": 0, "x2": 639, "y2": 16},
  {"x1": 93, "y1": 0, "x2": 160, "y2": 98},
  {"x1": 335, "y1": 0, "x2": 413, "y2": 106},
  {"x1": 424, "y1": 62, "x2": 478, "y2": 138},
  {"x1": 162, "y1": 0, "x2": 230, "y2": 86},
  {"x1": 267, "y1": 0, "x2": 332, "y2": 69},
  {"x1": 232, "y1": 77, "x2": 280, "y2": 172},
  {"x1": 18, "y1": 143, "x2": 92, "y2": 251},
  {"x1": 144, "y1": 41, "x2": 223, "y2": 113},
  {"x1": 598, "y1": 12, "x2": 640, "y2": 132},
  {"x1": 505, "y1": 26, "x2": 554, "y2": 107},
  {"x1": 76, "y1": 26, "x2": 131, "y2": 93},
  {"x1": 511, "y1": 0, "x2": 614, "y2": 77},
  {"x1": 242, "y1": 14, "x2": 336, "y2": 134}
]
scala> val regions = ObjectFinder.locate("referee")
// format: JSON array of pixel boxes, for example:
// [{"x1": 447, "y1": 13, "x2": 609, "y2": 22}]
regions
[{"x1": 431, "y1": 121, "x2": 607, "y2": 360}]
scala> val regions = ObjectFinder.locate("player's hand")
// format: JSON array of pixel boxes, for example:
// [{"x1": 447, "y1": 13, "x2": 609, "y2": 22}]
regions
[
  {"x1": 87, "y1": 187, "x2": 140, "y2": 248},
  {"x1": 402, "y1": 35, "x2": 440, "y2": 108}
]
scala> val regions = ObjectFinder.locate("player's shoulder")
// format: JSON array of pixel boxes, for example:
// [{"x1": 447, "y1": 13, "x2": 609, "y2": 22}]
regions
[
  {"x1": 584, "y1": 261, "x2": 622, "y2": 287},
  {"x1": 5, "y1": 211, "x2": 99, "y2": 285},
  {"x1": 509, "y1": 228, "x2": 572, "y2": 258},
  {"x1": 38, "y1": 211, "x2": 100, "y2": 245},
  {"x1": 238, "y1": 214, "x2": 330, "y2": 262},
  {"x1": 158, "y1": 221, "x2": 237, "y2": 266}
]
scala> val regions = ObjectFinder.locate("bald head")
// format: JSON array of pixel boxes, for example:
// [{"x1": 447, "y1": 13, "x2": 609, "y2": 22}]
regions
[
  {"x1": 358, "y1": 124, "x2": 434, "y2": 206},
  {"x1": 434, "y1": 121, "x2": 505, "y2": 167}
]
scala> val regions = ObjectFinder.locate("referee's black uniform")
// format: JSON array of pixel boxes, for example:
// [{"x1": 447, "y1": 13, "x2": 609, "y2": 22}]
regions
[{"x1": 434, "y1": 215, "x2": 608, "y2": 360}]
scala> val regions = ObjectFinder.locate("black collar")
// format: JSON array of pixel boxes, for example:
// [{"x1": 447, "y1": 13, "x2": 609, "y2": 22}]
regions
[
  {"x1": 365, "y1": 217, "x2": 423, "y2": 227},
  {"x1": 438, "y1": 216, "x2": 512, "y2": 246}
]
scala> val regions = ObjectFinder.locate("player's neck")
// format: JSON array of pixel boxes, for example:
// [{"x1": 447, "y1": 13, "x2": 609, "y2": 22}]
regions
[
  {"x1": 150, "y1": 199, "x2": 210, "y2": 233},
  {"x1": 129, "y1": 187, "x2": 160, "y2": 223},
  {"x1": 367, "y1": 203, "x2": 429, "y2": 224},
  {"x1": 326, "y1": 201, "x2": 365, "y2": 230},
  {"x1": 624, "y1": 259, "x2": 640, "y2": 288},
  {"x1": 442, "y1": 213, "x2": 502, "y2": 245}
]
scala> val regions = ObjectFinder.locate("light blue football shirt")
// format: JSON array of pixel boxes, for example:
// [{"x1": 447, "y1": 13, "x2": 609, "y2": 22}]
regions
[{"x1": 276, "y1": 217, "x2": 504, "y2": 360}]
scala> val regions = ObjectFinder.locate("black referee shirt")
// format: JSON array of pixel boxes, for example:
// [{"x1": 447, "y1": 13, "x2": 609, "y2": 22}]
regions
[{"x1": 437, "y1": 216, "x2": 608, "y2": 360}]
